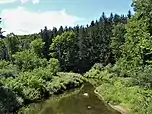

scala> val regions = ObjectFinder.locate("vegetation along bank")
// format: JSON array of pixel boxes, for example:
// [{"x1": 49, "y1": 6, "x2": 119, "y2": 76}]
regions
[{"x1": 0, "y1": 0, "x2": 152, "y2": 114}]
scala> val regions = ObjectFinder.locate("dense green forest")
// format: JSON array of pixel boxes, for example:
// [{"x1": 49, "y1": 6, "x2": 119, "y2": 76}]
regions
[{"x1": 0, "y1": 0, "x2": 152, "y2": 114}]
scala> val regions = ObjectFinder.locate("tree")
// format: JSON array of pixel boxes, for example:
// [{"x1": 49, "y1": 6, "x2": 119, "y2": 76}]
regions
[
  {"x1": 50, "y1": 31, "x2": 79, "y2": 72},
  {"x1": 0, "y1": 18, "x2": 5, "y2": 39},
  {"x1": 12, "y1": 50, "x2": 47, "y2": 71},
  {"x1": 41, "y1": 26, "x2": 51, "y2": 60},
  {"x1": 3, "y1": 33, "x2": 19, "y2": 61},
  {"x1": 0, "y1": 39, "x2": 5, "y2": 60},
  {"x1": 120, "y1": 0, "x2": 152, "y2": 75},
  {"x1": 58, "y1": 26, "x2": 64, "y2": 35},
  {"x1": 30, "y1": 38, "x2": 45, "y2": 57},
  {"x1": 127, "y1": 10, "x2": 132, "y2": 19},
  {"x1": 110, "y1": 23, "x2": 126, "y2": 62}
]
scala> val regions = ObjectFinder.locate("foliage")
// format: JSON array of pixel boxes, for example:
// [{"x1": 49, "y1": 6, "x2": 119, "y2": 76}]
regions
[
  {"x1": 134, "y1": 65, "x2": 152, "y2": 88},
  {"x1": 3, "y1": 34, "x2": 19, "y2": 61},
  {"x1": 85, "y1": 64, "x2": 152, "y2": 114},
  {"x1": 0, "y1": 73, "x2": 46, "y2": 101},
  {"x1": 12, "y1": 50, "x2": 48, "y2": 71},
  {"x1": 0, "y1": 58, "x2": 60, "y2": 101},
  {"x1": 96, "y1": 81, "x2": 152, "y2": 114},
  {"x1": 110, "y1": 23, "x2": 126, "y2": 61},
  {"x1": 0, "y1": 60, "x2": 18, "y2": 78},
  {"x1": 50, "y1": 31, "x2": 79, "y2": 71},
  {"x1": 46, "y1": 72, "x2": 84, "y2": 94},
  {"x1": 120, "y1": 0, "x2": 152, "y2": 76},
  {"x1": 0, "y1": 71, "x2": 84, "y2": 101},
  {"x1": 1, "y1": 1, "x2": 152, "y2": 113},
  {"x1": 30, "y1": 38, "x2": 45, "y2": 57},
  {"x1": 0, "y1": 85, "x2": 23, "y2": 114}
]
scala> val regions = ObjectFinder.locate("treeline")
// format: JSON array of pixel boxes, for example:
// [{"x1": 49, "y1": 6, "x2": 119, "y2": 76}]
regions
[
  {"x1": 41, "y1": 12, "x2": 131, "y2": 73},
  {"x1": 0, "y1": 11, "x2": 131, "y2": 73}
]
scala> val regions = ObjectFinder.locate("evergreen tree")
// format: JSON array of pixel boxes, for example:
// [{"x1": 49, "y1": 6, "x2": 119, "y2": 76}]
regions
[
  {"x1": 0, "y1": 18, "x2": 5, "y2": 39},
  {"x1": 58, "y1": 26, "x2": 64, "y2": 35},
  {"x1": 110, "y1": 23, "x2": 126, "y2": 62},
  {"x1": 127, "y1": 10, "x2": 132, "y2": 19},
  {"x1": 41, "y1": 26, "x2": 51, "y2": 60}
]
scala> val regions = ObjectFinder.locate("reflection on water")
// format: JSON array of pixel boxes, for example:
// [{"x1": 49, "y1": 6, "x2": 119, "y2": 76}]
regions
[{"x1": 19, "y1": 83, "x2": 121, "y2": 114}]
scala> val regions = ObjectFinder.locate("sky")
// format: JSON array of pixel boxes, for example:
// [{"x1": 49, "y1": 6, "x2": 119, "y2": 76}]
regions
[{"x1": 0, "y1": 0, "x2": 133, "y2": 35}]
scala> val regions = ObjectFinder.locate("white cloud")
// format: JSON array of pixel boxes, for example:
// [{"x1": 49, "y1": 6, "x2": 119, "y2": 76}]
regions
[
  {"x1": 0, "y1": 0, "x2": 16, "y2": 4},
  {"x1": 20, "y1": 0, "x2": 29, "y2": 4},
  {"x1": 32, "y1": 0, "x2": 39, "y2": 4},
  {"x1": 0, "y1": 0, "x2": 40, "y2": 4},
  {"x1": 1, "y1": 7, "x2": 84, "y2": 35}
]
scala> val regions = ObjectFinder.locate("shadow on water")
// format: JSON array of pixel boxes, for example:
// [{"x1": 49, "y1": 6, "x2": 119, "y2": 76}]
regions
[{"x1": 19, "y1": 83, "x2": 121, "y2": 114}]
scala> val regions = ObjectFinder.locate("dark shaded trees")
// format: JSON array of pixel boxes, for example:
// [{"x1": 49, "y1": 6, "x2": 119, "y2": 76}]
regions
[
  {"x1": 110, "y1": 23, "x2": 126, "y2": 62},
  {"x1": 41, "y1": 26, "x2": 51, "y2": 60}
]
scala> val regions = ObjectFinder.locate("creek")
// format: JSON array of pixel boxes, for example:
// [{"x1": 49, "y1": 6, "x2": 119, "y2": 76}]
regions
[{"x1": 18, "y1": 83, "x2": 121, "y2": 114}]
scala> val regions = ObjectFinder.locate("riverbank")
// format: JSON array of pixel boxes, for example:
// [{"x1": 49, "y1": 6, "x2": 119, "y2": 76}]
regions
[
  {"x1": 18, "y1": 85, "x2": 84, "y2": 114},
  {"x1": 94, "y1": 89, "x2": 130, "y2": 114},
  {"x1": 84, "y1": 64, "x2": 152, "y2": 114},
  {"x1": 0, "y1": 71, "x2": 85, "y2": 114},
  {"x1": 18, "y1": 83, "x2": 121, "y2": 114}
]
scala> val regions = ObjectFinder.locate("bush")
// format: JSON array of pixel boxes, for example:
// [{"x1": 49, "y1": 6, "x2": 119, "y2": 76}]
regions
[
  {"x1": 0, "y1": 60, "x2": 18, "y2": 78},
  {"x1": 0, "y1": 86, "x2": 23, "y2": 114},
  {"x1": 0, "y1": 55, "x2": 83, "y2": 113},
  {"x1": 1, "y1": 72, "x2": 47, "y2": 101},
  {"x1": 84, "y1": 63, "x2": 115, "y2": 84},
  {"x1": 46, "y1": 72, "x2": 84, "y2": 94},
  {"x1": 12, "y1": 50, "x2": 48, "y2": 71},
  {"x1": 135, "y1": 65, "x2": 152, "y2": 88},
  {"x1": 0, "y1": 69, "x2": 83, "y2": 106}
]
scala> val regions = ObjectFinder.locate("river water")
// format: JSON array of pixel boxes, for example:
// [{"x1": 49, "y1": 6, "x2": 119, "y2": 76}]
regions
[{"x1": 19, "y1": 83, "x2": 121, "y2": 114}]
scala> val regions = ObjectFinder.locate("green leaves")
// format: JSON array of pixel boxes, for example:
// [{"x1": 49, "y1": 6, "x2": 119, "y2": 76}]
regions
[
  {"x1": 30, "y1": 38, "x2": 45, "y2": 57},
  {"x1": 12, "y1": 50, "x2": 47, "y2": 71},
  {"x1": 50, "y1": 31, "x2": 79, "y2": 71},
  {"x1": 120, "y1": 0, "x2": 152, "y2": 76},
  {"x1": 110, "y1": 23, "x2": 126, "y2": 61},
  {"x1": 0, "y1": 86, "x2": 23, "y2": 114},
  {"x1": 0, "y1": 60, "x2": 18, "y2": 78}
]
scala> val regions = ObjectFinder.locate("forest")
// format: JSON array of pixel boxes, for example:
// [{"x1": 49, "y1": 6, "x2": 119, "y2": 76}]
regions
[{"x1": 0, "y1": 0, "x2": 152, "y2": 114}]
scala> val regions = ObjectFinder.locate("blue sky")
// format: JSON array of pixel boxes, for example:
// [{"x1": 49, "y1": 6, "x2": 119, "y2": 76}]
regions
[{"x1": 0, "y1": 0, "x2": 133, "y2": 35}]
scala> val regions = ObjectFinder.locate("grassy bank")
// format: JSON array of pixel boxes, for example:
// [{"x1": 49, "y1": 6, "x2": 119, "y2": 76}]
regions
[
  {"x1": 84, "y1": 64, "x2": 152, "y2": 114},
  {"x1": 94, "y1": 89, "x2": 129, "y2": 114}
]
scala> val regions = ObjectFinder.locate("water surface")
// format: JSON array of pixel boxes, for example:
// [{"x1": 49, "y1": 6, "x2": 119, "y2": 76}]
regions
[{"x1": 19, "y1": 83, "x2": 121, "y2": 114}]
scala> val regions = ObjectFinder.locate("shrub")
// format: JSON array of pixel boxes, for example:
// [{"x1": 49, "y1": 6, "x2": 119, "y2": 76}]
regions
[
  {"x1": 1, "y1": 72, "x2": 47, "y2": 101},
  {"x1": 46, "y1": 72, "x2": 84, "y2": 94},
  {"x1": 0, "y1": 86, "x2": 23, "y2": 114},
  {"x1": 0, "y1": 60, "x2": 18, "y2": 78},
  {"x1": 12, "y1": 50, "x2": 48, "y2": 71}
]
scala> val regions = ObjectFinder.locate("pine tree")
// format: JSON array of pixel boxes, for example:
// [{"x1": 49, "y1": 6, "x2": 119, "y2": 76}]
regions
[
  {"x1": 41, "y1": 26, "x2": 51, "y2": 59},
  {"x1": 127, "y1": 10, "x2": 132, "y2": 19},
  {"x1": 111, "y1": 23, "x2": 126, "y2": 62}
]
